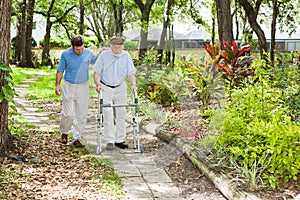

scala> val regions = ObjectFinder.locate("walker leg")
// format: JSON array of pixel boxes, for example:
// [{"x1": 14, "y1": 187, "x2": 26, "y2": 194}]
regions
[
  {"x1": 96, "y1": 117, "x2": 102, "y2": 154},
  {"x1": 96, "y1": 92, "x2": 103, "y2": 154},
  {"x1": 132, "y1": 111, "x2": 139, "y2": 149}
]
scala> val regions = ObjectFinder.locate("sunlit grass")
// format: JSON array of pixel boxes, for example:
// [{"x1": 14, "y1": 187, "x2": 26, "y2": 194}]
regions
[
  {"x1": 101, "y1": 172, "x2": 124, "y2": 197},
  {"x1": 24, "y1": 68, "x2": 98, "y2": 101},
  {"x1": 11, "y1": 66, "x2": 52, "y2": 85},
  {"x1": 26, "y1": 71, "x2": 58, "y2": 100}
]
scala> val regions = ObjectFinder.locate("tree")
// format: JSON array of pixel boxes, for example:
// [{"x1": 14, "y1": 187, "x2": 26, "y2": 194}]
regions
[
  {"x1": 134, "y1": 0, "x2": 156, "y2": 60},
  {"x1": 0, "y1": 0, "x2": 14, "y2": 156},
  {"x1": 12, "y1": 0, "x2": 36, "y2": 67},
  {"x1": 156, "y1": 0, "x2": 174, "y2": 64},
  {"x1": 18, "y1": 0, "x2": 27, "y2": 66},
  {"x1": 35, "y1": 0, "x2": 76, "y2": 67},
  {"x1": 269, "y1": 0, "x2": 298, "y2": 66},
  {"x1": 79, "y1": 0, "x2": 85, "y2": 35},
  {"x1": 110, "y1": 0, "x2": 124, "y2": 36},
  {"x1": 85, "y1": 0, "x2": 118, "y2": 45},
  {"x1": 238, "y1": 0, "x2": 268, "y2": 56},
  {"x1": 215, "y1": 0, "x2": 234, "y2": 48},
  {"x1": 270, "y1": 0, "x2": 278, "y2": 66},
  {"x1": 25, "y1": 0, "x2": 36, "y2": 67}
]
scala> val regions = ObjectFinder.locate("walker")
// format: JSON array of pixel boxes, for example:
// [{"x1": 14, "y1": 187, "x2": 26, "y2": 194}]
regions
[{"x1": 96, "y1": 89, "x2": 142, "y2": 154}]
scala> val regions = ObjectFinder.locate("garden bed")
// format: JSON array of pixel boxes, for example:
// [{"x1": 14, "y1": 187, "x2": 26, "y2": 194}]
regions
[{"x1": 154, "y1": 110, "x2": 300, "y2": 200}]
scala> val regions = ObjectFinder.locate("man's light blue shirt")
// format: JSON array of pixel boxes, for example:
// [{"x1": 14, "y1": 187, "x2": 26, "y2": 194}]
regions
[
  {"x1": 57, "y1": 47, "x2": 97, "y2": 84},
  {"x1": 93, "y1": 49, "x2": 136, "y2": 86}
]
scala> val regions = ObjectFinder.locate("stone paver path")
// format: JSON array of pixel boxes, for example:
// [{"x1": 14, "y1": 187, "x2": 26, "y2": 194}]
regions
[{"x1": 14, "y1": 74, "x2": 185, "y2": 200}]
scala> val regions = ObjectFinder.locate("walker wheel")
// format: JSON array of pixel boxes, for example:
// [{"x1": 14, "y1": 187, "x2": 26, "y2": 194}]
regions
[{"x1": 139, "y1": 145, "x2": 143, "y2": 153}]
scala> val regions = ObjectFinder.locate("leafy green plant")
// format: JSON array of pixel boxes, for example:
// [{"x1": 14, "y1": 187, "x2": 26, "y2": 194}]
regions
[
  {"x1": 124, "y1": 41, "x2": 138, "y2": 49},
  {"x1": 0, "y1": 62, "x2": 15, "y2": 104},
  {"x1": 160, "y1": 66, "x2": 193, "y2": 105},
  {"x1": 138, "y1": 98, "x2": 170, "y2": 125},
  {"x1": 272, "y1": 65, "x2": 300, "y2": 121},
  {"x1": 213, "y1": 80, "x2": 300, "y2": 189},
  {"x1": 186, "y1": 64, "x2": 225, "y2": 108},
  {"x1": 135, "y1": 62, "x2": 179, "y2": 107}
]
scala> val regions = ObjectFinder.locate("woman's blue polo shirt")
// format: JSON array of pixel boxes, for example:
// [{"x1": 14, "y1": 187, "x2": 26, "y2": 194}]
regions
[{"x1": 57, "y1": 47, "x2": 97, "y2": 84}]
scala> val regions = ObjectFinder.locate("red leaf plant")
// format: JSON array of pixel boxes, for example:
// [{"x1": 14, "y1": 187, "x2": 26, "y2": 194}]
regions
[{"x1": 204, "y1": 41, "x2": 254, "y2": 93}]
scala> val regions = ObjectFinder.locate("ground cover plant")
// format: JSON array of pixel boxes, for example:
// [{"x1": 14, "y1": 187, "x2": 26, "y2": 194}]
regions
[
  {"x1": 138, "y1": 43, "x2": 300, "y2": 197},
  {"x1": 199, "y1": 45, "x2": 299, "y2": 194}
]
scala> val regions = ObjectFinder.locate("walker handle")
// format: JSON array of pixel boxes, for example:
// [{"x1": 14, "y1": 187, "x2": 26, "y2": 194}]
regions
[
  {"x1": 131, "y1": 90, "x2": 138, "y2": 104},
  {"x1": 98, "y1": 89, "x2": 103, "y2": 113}
]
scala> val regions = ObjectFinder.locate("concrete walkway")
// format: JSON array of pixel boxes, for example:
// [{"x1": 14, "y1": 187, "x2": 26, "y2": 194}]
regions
[{"x1": 14, "y1": 74, "x2": 185, "y2": 200}]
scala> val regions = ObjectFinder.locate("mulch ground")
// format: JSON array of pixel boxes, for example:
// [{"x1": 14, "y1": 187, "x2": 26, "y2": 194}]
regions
[{"x1": 0, "y1": 129, "x2": 118, "y2": 200}]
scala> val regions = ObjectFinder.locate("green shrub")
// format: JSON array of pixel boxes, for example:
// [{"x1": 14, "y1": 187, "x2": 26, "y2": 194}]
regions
[
  {"x1": 124, "y1": 41, "x2": 138, "y2": 49},
  {"x1": 213, "y1": 80, "x2": 300, "y2": 189},
  {"x1": 39, "y1": 37, "x2": 99, "y2": 48},
  {"x1": 273, "y1": 65, "x2": 300, "y2": 121}
]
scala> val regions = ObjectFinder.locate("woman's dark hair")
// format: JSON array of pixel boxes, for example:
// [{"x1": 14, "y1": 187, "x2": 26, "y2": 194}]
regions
[{"x1": 71, "y1": 35, "x2": 84, "y2": 46}]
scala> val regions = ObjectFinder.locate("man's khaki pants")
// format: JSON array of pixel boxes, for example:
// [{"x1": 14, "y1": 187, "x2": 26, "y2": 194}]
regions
[
  {"x1": 102, "y1": 82, "x2": 127, "y2": 144},
  {"x1": 59, "y1": 81, "x2": 89, "y2": 141}
]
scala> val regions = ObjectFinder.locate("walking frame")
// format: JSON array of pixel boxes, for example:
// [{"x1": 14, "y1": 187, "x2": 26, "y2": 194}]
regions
[{"x1": 96, "y1": 89, "x2": 142, "y2": 154}]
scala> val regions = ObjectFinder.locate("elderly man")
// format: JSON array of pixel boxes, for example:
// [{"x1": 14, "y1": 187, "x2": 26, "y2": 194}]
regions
[{"x1": 93, "y1": 37, "x2": 137, "y2": 150}]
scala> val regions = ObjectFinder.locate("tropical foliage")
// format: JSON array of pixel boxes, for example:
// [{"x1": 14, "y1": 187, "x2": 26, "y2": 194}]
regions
[{"x1": 139, "y1": 43, "x2": 300, "y2": 191}]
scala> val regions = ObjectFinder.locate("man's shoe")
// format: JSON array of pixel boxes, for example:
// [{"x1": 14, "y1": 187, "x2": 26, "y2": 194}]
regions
[
  {"x1": 114, "y1": 142, "x2": 128, "y2": 149},
  {"x1": 73, "y1": 140, "x2": 85, "y2": 148},
  {"x1": 61, "y1": 134, "x2": 68, "y2": 144},
  {"x1": 106, "y1": 143, "x2": 113, "y2": 150}
]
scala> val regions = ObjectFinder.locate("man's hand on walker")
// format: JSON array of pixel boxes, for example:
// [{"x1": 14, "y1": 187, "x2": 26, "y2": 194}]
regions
[
  {"x1": 131, "y1": 85, "x2": 137, "y2": 92},
  {"x1": 96, "y1": 83, "x2": 102, "y2": 93}
]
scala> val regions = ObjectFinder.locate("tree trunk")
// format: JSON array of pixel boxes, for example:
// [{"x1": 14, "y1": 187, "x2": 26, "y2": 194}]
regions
[
  {"x1": 25, "y1": 0, "x2": 36, "y2": 68},
  {"x1": 215, "y1": 0, "x2": 234, "y2": 49},
  {"x1": 110, "y1": 0, "x2": 124, "y2": 37},
  {"x1": 138, "y1": 25, "x2": 148, "y2": 59},
  {"x1": 270, "y1": 0, "x2": 278, "y2": 67},
  {"x1": 19, "y1": 0, "x2": 27, "y2": 67},
  {"x1": 79, "y1": 0, "x2": 85, "y2": 35},
  {"x1": 14, "y1": 13, "x2": 22, "y2": 64},
  {"x1": 41, "y1": 21, "x2": 53, "y2": 67},
  {"x1": 211, "y1": 2, "x2": 216, "y2": 46},
  {"x1": 134, "y1": 0, "x2": 156, "y2": 60},
  {"x1": 41, "y1": 0, "x2": 55, "y2": 67},
  {"x1": 238, "y1": 0, "x2": 268, "y2": 56},
  {"x1": 118, "y1": 0, "x2": 124, "y2": 35},
  {"x1": 110, "y1": 0, "x2": 124, "y2": 36},
  {"x1": 156, "y1": 0, "x2": 174, "y2": 64},
  {"x1": 0, "y1": 0, "x2": 14, "y2": 157},
  {"x1": 170, "y1": 25, "x2": 175, "y2": 67}
]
